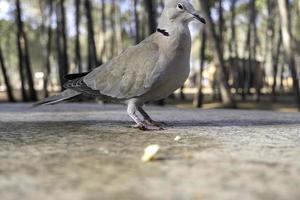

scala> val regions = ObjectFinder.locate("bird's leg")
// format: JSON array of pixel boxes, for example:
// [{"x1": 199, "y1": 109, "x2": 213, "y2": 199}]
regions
[
  {"x1": 127, "y1": 102, "x2": 149, "y2": 131},
  {"x1": 137, "y1": 106, "x2": 166, "y2": 129}
]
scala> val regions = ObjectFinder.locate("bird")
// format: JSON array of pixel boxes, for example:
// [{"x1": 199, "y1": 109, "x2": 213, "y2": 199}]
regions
[{"x1": 35, "y1": 0, "x2": 206, "y2": 131}]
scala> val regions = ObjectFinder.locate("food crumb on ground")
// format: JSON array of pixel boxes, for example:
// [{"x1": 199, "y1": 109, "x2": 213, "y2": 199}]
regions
[
  {"x1": 174, "y1": 136, "x2": 182, "y2": 141},
  {"x1": 141, "y1": 144, "x2": 160, "y2": 162}
]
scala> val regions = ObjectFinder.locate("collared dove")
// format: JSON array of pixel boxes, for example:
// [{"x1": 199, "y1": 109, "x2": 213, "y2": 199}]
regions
[{"x1": 35, "y1": 0, "x2": 206, "y2": 130}]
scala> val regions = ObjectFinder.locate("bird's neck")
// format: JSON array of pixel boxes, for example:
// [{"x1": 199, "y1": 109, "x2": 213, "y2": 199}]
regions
[
  {"x1": 157, "y1": 22, "x2": 190, "y2": 38},
  {"x1": 157, "y1": 12, "x2": 191, "y2": 54},
  {"x1": 156, "y1": 22, "x2": 192, "y2": 59},
  {"x1": 157, "y1": 12, "x2": 190, "y2": 36}
]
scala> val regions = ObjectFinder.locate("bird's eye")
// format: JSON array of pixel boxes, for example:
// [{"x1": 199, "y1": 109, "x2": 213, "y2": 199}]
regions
[{"x1": 177, "y1": 3, "x2": 184, "y2": 10}]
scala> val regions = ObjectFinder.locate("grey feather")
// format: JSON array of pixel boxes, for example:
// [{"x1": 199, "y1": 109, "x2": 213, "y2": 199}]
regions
[{"x1": 83, "y1": 34, "x2": 161, "y2": 99}]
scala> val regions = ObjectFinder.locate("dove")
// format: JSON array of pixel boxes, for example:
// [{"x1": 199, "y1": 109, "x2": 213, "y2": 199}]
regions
[{"x1": 35, "y1": 0, "x2": 206, "y2": 130}]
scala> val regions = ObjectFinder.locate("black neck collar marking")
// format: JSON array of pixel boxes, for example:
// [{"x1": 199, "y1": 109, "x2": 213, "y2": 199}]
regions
[{"x1": 157, "y1": 28, "x2": 170, "y2": 36}]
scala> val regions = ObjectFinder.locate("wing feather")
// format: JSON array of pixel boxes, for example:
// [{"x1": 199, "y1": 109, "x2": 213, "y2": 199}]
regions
[{"x1": 84, "y1": 35, "x2": 160, "y2": 99}]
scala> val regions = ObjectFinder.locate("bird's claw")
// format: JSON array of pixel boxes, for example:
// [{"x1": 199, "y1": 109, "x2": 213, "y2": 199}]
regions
[{"x1": 132, "y1": 124, "x2": 148, "y2": 131}]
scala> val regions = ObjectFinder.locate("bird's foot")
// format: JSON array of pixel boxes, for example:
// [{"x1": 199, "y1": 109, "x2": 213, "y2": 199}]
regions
[
  {"x1": 132, "y1": 124, "x2": 148, "y2": 131},
  {"x1": 131, "y1": 122, "x2": 164, "y2": 131},
  {"x1": 143, "y1": 119, "x2": 166, "y2": 129}
]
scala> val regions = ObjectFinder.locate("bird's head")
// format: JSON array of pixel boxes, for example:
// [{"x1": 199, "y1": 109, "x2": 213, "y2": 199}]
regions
[{"x1": 162, "y1": 0, "x2": 206, "y2": 25}]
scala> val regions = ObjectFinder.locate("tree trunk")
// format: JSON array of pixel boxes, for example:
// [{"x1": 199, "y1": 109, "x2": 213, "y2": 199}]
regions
[
  {"x1": 84, "y1": 0, "x2": 99, "y2": 70},
  {"x1": 271, "y1": 31, "x2": 282, "y2": 101},
  {"x1": 229, "y1": 0, "x2": 239, "y2": 91},
  {"x1": 23, "y1": 30, "x2": 37, "y2": 101},
  {"x1": 16, "y1": 16, "x2": 28, "y2": 102},
  {"x1": 218, "y1": 0, "x2": 224, "y2": 53},
  {"x1": 109, "y1": 0, "x2": 116, "y2": 58},
  {"x1": 56, "y1": 0, "x2": 69, "y2": 89},
  {"x1": 133, "y1": 0, "x2": 140, "y2": 44},
  {"x1": 280, "y1": 63, "x2": 285, "y2": 90},
  {"x1": 115, "y1": 2, "x2": 123, "y2": 55},
  {"x1": 242, "y1": 22, "x2": 251, "y2": 100},
  {"x1": 56, "y1": 2, "x2": 63, "y2": 89},
  {"x1": 145, "y1": 0, "x2": 157, "y2": 34},
  {"x1": 75, "y1": 0, "x2": 82, "y2": 73},
  {"x1": 250, "y1": 0, "x2": 260, "y2": 101},
  {"x1": 194, "y1": 28, "x2": 207, "y2": 108},
  {"x1": 199, "y1": 0, "x2": 236, "y2": 107},
  {"x1": 0, "y1": 45, "x2": 15, "y2": 102},
  {"x1": 41, "y1": 0, "x2": 53, "y2": 98},
  {"x1": 229, "y1": 0, "x2": 239, "y2": 59},
  {"x1": 60, "y1": 0, "x2": 69, "y2": 75},
  {"x1": 140, "y1": 4, "x2": 147, "y2": 40},
  {"x1": 15, "y1": 0, "x2": 37, "y2": 101},
  {"x1": 278, "y1": 0, "x2": 300, "y2": 110},
  {"x1": 242, "y1": 0, "x2": 258, "y2": 100},
  {"x1": 100, "y1": 0, "x2": 106, "y2": 61}
]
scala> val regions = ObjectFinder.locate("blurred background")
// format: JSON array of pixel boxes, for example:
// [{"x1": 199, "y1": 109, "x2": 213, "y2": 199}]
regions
[{"x1": 0, "y1": 0, "x2": 300, "y2": 112}]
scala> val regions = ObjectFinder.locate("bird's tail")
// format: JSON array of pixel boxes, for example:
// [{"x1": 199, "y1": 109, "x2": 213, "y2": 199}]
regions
[{"x1": 33, "y1": 89, "x2": 82, "y2": 106}]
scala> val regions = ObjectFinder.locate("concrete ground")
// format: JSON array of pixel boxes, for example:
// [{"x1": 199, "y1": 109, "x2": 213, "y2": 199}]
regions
[{"x1": 0, "y1": 103, "x2": 300, "y2": 200}]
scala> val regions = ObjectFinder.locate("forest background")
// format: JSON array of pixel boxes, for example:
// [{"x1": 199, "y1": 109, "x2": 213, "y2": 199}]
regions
[{"x1": 1, "y1": 0, "x2": 300, "y2": 112}]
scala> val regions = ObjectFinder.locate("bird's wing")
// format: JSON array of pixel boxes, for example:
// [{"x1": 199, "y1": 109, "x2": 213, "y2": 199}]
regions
[{"x1": 83, "y1": 35, "x2": 161, "y2": 99}]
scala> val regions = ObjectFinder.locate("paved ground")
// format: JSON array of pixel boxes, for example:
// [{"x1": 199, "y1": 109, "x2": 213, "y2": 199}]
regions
[{"x1": 0, "y1": 103, "x2": 300, "y2": 200}]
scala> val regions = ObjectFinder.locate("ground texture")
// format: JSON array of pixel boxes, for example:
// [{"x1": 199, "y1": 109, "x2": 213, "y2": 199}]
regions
[{"x1": 0, "y1": 103, "x2": 300, "y2": 200}]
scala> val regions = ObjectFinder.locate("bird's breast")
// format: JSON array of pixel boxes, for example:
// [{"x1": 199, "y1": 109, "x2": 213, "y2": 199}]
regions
[
  {"x1": 147, "y1": 34, "x2": 191, "y2": 100},
  {"x1": 162, "y1": 31, "x2": 191, "y2": 74},
  {"x1": 159, "y1": 27, "x2": 192, "y2": 61},
  {"x1": 139, "y1": 28, "x2": 192, "y2": 101}
]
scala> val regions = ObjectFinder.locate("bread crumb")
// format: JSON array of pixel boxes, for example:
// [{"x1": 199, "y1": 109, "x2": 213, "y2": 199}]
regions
[
  {"x1": 174, "y1": 136, "x2": 182, "y2": 141},
  {"x1": 141, "y1": 145, "x2": 160, "y2": 162}
]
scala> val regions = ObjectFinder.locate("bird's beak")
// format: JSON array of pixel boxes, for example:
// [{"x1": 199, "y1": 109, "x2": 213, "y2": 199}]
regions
[{"x1": 192, "y1": 13, "x2": 206, "y2": 24}]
